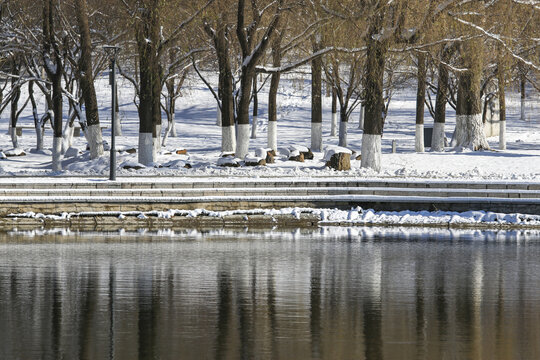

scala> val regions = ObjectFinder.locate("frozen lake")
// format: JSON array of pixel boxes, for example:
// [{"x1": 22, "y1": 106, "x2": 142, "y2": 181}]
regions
[{"x1": 1, "y1": 227, "x2": 540, "y2": 359}]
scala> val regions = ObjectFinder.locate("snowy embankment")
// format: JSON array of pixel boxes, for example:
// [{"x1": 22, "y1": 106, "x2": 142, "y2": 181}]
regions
[
  {"x1": 10, "y1": 207, "x2": 540, "y2": 229},
  {"x1": 0, "y1": 71, "x2": 539, "y2": 181}
]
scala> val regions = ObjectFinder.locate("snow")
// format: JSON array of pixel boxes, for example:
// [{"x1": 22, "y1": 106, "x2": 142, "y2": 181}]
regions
[
  {"x1": 9, "y1": 207, "x2": 540, "y2": 227},
  {"x1": 0, "y1": 69, "x2": 538, "y2": 181}
]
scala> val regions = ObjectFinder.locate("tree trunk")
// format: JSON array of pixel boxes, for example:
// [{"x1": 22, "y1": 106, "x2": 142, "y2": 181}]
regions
[
  {"x1": 520, "y1": 72, "x2": 526, "y2": 121},
  {"x1": 43, "y1": 0, "x2": 63, "y2": 171},
  {"x1": 415, "y1": 52, "x2": 426, "y2": 153},
  {"x1": 452, "y1": 42, "x2": 489, "y2": 151},
  {"x1": 236, "y1": 67, "x2": 253, "y2": 158},
  {"x1": 361, "y1": 29, "x2": 387, "y2": 172},
  {"x1": 75, "y1": 0, "x2": 103, "y2": 159},
  {"x1": 10, "y1": 61, "x2": 20, "y2": 149},
  {"x1": 251, "y1": 77, "x2": 258, "y2": 139},
  {"x1": 214, "y1": 26, "x2": 236, "y2": 153},
  {"x1": 431, "y1": 61, "x2": 449, "y2": 152},
  {"x1": 311, "y1": 37, "x2": 323, "y2": 152},
  {"x1": 358, "y1": 103, "x2": 364, "y2": 129},
  {"x1": 338, "y1": 108, "x2": 348, "y2": 147},
  {"x1": 330, "y1": 88, "x2": 337, "y2": 137},
  {"x1": 29, "y1": 82, "x2": 45, "y2": 151},
  {"x1": 498, "y1": 63, "x2": 506, "y2": 150},
  {"x1": 136, "y1": 3, "x2": 160, "y2": 165},
  {"x1": 267, "y1": 37, "x2": 281, "y2": 152}
]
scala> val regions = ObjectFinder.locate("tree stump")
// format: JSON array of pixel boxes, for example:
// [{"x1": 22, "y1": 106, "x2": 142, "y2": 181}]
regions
[{"x1": 325, "y1": 153, "x2": 351, "y2": 171}]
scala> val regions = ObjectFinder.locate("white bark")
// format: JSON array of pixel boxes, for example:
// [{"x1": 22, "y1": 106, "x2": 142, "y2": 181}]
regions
[
  {"x1": 62, "y1": 124, "x2": 74, "y2": 154},
  {"x1": 358, "y1": 104, "x2": 364, "y2": 129},
  {"x1": 330, "y1": 112, "x2": 338, "y2": 137},
  {"x1": 499, "y1": 120, "x2": 506, "y2": 150},
  {"x1": 35, "y1": 126, "x2": 44, "y2": 151},
  {"x1": 415, "y1": 124, "x2": 424, "y2": 153},
  {"x1": 268, "y1": 121, "x2": 277, "y2": 152},
  {"x1": 10, "y1": 127, "x2": 18, "y2": 149},
  {"x1": 311, "y1": 122, "x2": 323, "y2": 152},
  {"x1": 52, "y1": 136, "x2": 63, "y2": 171},
  {"x1": 251, "y1": 116, "x2": 258, "y2": 139},
  {"x1": 86, "y1": 123, "x2": 104, "y2": 159},
  {"x1": 452, "y1": 114, "x2": 489, "y2": 150},
  {"x1": 170, "y1": 111, "x2": 177, "y2": 137},
  {"x1": 138, "y1": 132, "x2": 154, "y2": 165},
  {"x1": 521, "y1": 98, "x2": 525, "y2": 121},
  {"x1": 236, "y1": 123, "x2": 250, "y2": 159},
  {"x1": 360, "y1": 134, "x2": 381, "y2": 172},
  {"x1": 216, "y1": 106, "x2": 222, "y2": 126},
  {"x1": 153, "y1": 124, "x2": 161, "y2": 155},
  {"x1": 339, "y1": 121, "x2": 347, "y2": 147},
  {"x1": 431, "y1": 122, "x2": 446, "y2": 152},
  {"x1": 114, "y1": 111, "x2": 122, "y2": 136},
  {"x1": 222, "y1": 125, "x2": 236, "y2": 153}
]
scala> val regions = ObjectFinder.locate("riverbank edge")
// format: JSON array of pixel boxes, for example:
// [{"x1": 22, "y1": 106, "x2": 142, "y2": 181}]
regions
[{"x1": 2, "y1": 213, "x2": 540, "y2": 231}]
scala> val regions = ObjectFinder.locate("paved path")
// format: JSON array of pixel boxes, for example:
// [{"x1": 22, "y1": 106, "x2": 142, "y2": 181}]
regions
[{"x1": 1, "y1": 177, "x2": 540, "y2": 215}]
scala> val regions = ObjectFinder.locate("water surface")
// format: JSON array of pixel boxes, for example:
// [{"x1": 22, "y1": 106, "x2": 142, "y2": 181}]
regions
[{"x1": 1, "y1": 227, "x2": 540, "y2": 359}]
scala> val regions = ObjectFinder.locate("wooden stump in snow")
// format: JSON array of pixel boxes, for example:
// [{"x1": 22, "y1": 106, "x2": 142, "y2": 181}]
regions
[
  {"x1": 324, "y1": 146, "x2": 352, "y2": 171},
  {"x1": 5, "y1": 148, "x2": 26, "y2": 157},
  {"x1": 121, "y1": 161, "x2": 146, "y2": 170},
  {"x1": 288, "y1": 145, "x2": 313, "y2": 160},
  {"x1": 175, "y1": 149, "x2": 187, "y2": 155},
  {"x1": 256, "y1": 148, "x2": 275, "y2": 164},
  {"x1": 244, "y1": 155, "x2": 266, "y2": 166},
  {"x1": 217, "y1": 156, "x2": 240, "y2": 167},
  {"x1": 289, "y1": 151, "x2": 305, "y2": 162}
]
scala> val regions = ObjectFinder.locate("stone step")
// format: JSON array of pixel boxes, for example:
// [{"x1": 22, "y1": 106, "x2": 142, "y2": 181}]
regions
[
  {"x1": 0, "y1": 186, "x2": 539, "y2": 199},
  {"x1": 0, "y1": 178, "x2": 538, "y2": 190}
]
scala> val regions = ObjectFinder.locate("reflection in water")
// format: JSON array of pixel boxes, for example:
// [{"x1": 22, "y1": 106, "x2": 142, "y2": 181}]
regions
[{"x1": 1, "y1": 228, "x2": 540, "y2": 359}]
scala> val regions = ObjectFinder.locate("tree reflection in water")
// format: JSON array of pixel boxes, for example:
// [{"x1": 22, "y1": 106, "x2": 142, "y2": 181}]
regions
[{"x1": 0, "y1": 228, "x2": 540, "y2": 359}]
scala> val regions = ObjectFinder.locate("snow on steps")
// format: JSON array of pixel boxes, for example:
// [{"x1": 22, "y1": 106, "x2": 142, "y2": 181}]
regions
[{"x1": 1, "y1": 178, "x2": 540, "y2": 215}]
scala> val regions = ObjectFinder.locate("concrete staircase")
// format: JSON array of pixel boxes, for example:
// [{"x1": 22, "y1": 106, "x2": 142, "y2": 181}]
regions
[{"x1": 1, "y1": 177, "x2": 540, "y2": 215}]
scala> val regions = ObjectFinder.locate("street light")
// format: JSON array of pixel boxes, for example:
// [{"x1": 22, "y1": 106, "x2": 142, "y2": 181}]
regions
[{"x1": 103, "y1": 45, "x2": 121, "y2": 181}]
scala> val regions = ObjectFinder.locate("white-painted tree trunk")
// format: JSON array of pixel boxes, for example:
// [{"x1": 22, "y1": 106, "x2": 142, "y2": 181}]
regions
[
  {"x1": 170, "y1": 111, "x2": 177, "y2": 138},
  {"x1": 114, "y1": 111, "x2": 122, "y2": 136},
  {"x1": 10, "y1": 128, "x2": 18, "y2": 149},
  {"x1": 35, "y1": 127, "x2": 44, "y2": 151},
  {"x1": 330, "y1": 112, "x2": 338, "y2": 137},
  {"x1": 520, "y1": 98, "x2": 525, "y2": 121},
  {"x1": 153, "y1": 124, "x2": 161, "y2": 156},
  {"x1": 358, "y1": 104, "x2": 364, "y2": 129},
  {"x1": 86, "y1": 123, "x2": 104, "y2": 159},
  {"x1": 452, "y1": 114, "x2": 489, "y2": 150},
  {"x1": 138, "y1": 132, "x2": 154, "y2": 165},
  {"x1": 311, "y1": 123, "x2": 322, "y2": 152},
  {"x1": 338, "y1": 121, "x2": 347, "y2": 147},
  {"x1": 431, "y1": 122, "x2": 446, "y2": 152},
  {"x1": 360, "y1": 134, "x2": 381, "y2": 172},
  {"x1": 216, "y1": 106, "x2": 222, "y2": 126},
  {"x1": 222, "y1": 125, "x2": 236, "y2": 153},
  {"x1": 62, "y1": 123, "x2": 74, "y2": 154},
  {"x1": 415, "y1": 124, "x2": 424, "y2": 153},
  {"x1": 267, "y1": 121, "x2": 277, "y2": 152},
  {"x1": 235, "y1": 123, "x2": 250, "y2": 159},
  {"x1": 251, "y1": 116, "x2": 258, "y2": 139},
  {"x1": 52, "y1": 136, "x2": 63, "y2": 171},
  {"x1": 499, "y1": 120, "x2": 506, "y2": 150}
]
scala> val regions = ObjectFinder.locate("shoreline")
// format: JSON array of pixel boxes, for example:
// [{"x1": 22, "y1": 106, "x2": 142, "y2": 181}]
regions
[{"x1": 3, "y1": 211, "x2": 540, "y2": 231}]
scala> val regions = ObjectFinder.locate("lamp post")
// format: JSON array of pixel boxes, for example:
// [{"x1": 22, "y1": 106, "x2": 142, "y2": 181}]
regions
[{"x1": 104, "y1": 45, "x2": 121, "y2": 181}]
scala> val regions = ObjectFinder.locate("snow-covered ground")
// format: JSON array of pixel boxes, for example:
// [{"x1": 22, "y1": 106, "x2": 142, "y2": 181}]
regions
[{"x1": 1, "y1": 70, "x2": 539, "y2": 180}]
